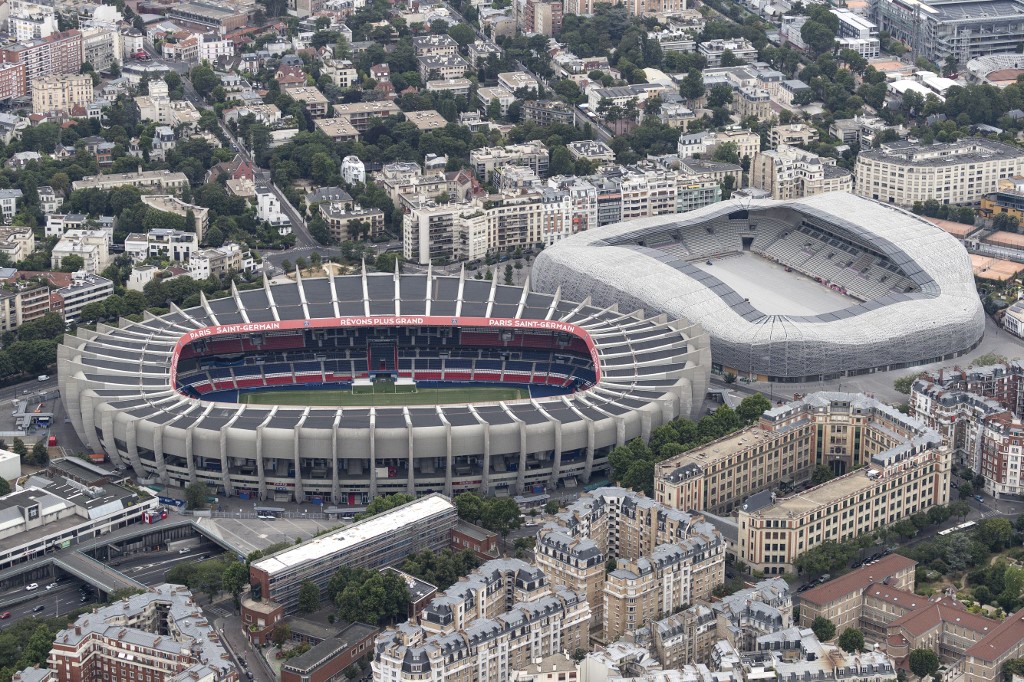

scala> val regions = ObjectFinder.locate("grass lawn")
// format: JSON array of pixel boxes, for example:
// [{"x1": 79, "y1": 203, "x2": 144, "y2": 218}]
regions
[{"x1": 240, "y1": 385, "x2": 527, "y2": 407}]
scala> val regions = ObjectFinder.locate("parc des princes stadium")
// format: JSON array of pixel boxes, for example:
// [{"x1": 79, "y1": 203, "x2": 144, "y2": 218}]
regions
[
  {"x1": 57, "y1": 269, "x2": 710, "y2": 503},
  {"x1": 58, "y1": 192, "x2": 985, "y2": 502},
  {"x1": 533, "y1": 193, "x2": 986, "y2": 383}
]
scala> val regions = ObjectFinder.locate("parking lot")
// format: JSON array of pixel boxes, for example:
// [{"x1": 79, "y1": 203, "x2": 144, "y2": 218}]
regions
[{"x1": 193, "y1": 516, "x2": 346, "y2": 556}]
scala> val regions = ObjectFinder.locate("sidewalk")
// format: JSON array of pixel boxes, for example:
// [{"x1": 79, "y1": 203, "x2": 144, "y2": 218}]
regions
[{"x1": 213, "y1": 608, "x2": 277, "y2": 682}]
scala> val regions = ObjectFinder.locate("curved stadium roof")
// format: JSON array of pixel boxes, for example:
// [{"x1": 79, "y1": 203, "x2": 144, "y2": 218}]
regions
[
  {"x1": 58, "y1": 270, "x2": 712, "y2": 444},
  {"x1": 531, "y1": 193, "x2": 985, "y2": 382}
]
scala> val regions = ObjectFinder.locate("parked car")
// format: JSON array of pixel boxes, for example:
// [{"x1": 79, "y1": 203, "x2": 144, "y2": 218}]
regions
[{"x1": 975, "y1": 494, "x2": 984, "y2": 502}]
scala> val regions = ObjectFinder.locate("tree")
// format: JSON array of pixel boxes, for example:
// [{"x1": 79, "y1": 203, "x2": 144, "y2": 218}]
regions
[
  {"x1": 448, "y1": 23, "x2": 476, "y2": 47},
  {"x1": 30, "y1": 440, "x2": 48, "y2": 466},
  {"x1": 11, "y1": 438, "x2": 26, "y2": 457},
  {"x1": 298, "y1": 580, "x2": 320, "y2": 613},
  {"x1": 909, "y1": 649, "x2": 940, "y2": 679},
  {"x1": 679, "y1": 69, "x2": 705, "y2": 101},
  {"x1": 503, "y1": 263, "x2": 513, "y2": 285},
  {"x1": 707, "y1": 83, "x2": 733, "y2": 108},
  {"x1": 271, "y1": 623, "x2": 292, "y2": 647},
  {"x1": 894, "y1": 375, "x2": 918, "y2": 394},
  {"x1": 190, "y1": 64, "x2": 219, "y2": 97},
  {"x1": 838, "y1": 628, "x2": 865, "y2": 653},
  {"x1": 811, "y1": 616, "x2": 836, "y2": 642},
  {"x1": 949, "y1": 500, "x2": 970, "y2": 521},
  {"x1": 184, "y1": 481, "x2": 211, "y2": 510},
  {"x1": 959, "y1": 481, "x2": 974, "y2": 500},
  {"x1": 355, "y1": 493, "x2": 415, "y2": 520},
  {"x1": 975, "y1": 517, "x2": 1015, "y2": 551},
  {"x1": 811, "y1": 465, "x2": 836, "y2": 486},
  {"x1": 544, "y1": 500, "x2": 560, "y2": 515},
  {"x1": 221, "y1": 560, "x2": 249, "y2": 604},
  {"x1": 548, "y1": 146, "x2": 575, "y2": 176},
  {"x1": 736, "y1": 394, "x2": 771, "y2": 424},
  {"x1": 481, "y1": 497, "x2": 521, "y2": 538},
  {"x1": 59, "y1": 255, "x2": 85, "y2": 273},
  {"x1": 0, "y1": 476, "x2": 10, "y2": 496}
]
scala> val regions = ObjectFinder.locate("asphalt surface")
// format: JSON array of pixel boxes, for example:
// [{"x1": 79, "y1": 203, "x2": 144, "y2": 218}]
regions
[{"x1": 0, "y1": 580, "x2": 94, "y2": 622}]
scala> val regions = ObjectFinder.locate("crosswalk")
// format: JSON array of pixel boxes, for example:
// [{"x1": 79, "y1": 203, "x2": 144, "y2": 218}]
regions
[{"x1": 205, "y1": 604, "x2": 231, "y2": 618}]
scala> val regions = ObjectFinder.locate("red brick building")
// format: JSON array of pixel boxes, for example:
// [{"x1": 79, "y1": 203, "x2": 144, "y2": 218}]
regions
[
  {"x1": 0, "y1": 31, "x2": 83, "y2": 96},
  {"x1": 280, "y1": 623, "x2": 378, "y2": 682},
  {"x1": 0, "y1": 62, "x2": 27, "y2": 102},
  {"x1": 452, "y1": 519, "x2": 498, "y2": 559},
  {"x1": 47, "y1": 584, "x2": 238, "y2": 682}
]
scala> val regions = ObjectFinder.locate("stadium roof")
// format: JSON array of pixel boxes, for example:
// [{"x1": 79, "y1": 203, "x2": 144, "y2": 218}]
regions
[
  {"x1": 59, "y1": 270, "x2": 710, "y2": 431},
  {"x1": 532, "y1": 193, "x2": 984, "y2": 381}
]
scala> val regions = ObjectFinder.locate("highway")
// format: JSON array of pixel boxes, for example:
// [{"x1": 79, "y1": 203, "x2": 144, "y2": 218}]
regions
[{"x1": 0, "y1": 581, "x2": 94, "y2": 623}]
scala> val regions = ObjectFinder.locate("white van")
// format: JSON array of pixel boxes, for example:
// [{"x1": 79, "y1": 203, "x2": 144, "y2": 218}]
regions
[{"x1": 37, "y1": 375, "x2": 48, "y2": 382}]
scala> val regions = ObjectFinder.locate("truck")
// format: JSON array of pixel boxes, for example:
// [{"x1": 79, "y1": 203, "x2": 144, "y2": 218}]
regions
[
  {"x1": 142, "y1": 509, "x2": 169, "y2": 524},
  {"x1": 47, "y1": 436, "x2": 57, "y2": 447},
  {"x1": 88, "y1": 452, "x2": 106, "y2": 463}
]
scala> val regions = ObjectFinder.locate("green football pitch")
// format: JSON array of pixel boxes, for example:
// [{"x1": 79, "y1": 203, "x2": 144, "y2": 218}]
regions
[{"x1": 239, "y1": 384, "x2": 528, "y2": 407}]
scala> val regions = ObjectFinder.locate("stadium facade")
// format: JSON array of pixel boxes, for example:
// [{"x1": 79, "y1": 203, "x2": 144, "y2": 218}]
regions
[
  {"x1": 532, "y1": 193, "x2": 984, "y2": 383},
  {"x1": 870, "y1": 0, "x2": 1024, "y2": 63},
  {"x1": 57, "y1": 271, "x2": 710, "y2": 504}
]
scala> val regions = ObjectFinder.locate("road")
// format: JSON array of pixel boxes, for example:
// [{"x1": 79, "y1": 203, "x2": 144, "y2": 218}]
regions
[
  {"x1": 0, "y1": 581, "x2": 94, "y2": 623},
  {"x1": 113, "y1": 543, "x2": 225, "y2": 586},
  {"x1": 143, "y1": 44, "x2": 320, "y2": 250}
]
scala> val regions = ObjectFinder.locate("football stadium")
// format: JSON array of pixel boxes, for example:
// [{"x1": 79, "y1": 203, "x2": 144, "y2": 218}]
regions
[
  {"x1": 533, "y1": 193, "x2": 986, "y2": 383},
  {"x1": 57, "y1": 271, "x2": 710, "y2": 504}
]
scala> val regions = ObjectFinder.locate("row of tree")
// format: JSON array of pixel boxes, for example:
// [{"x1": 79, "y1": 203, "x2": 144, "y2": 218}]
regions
[{"x1": 608, "y1": 395, "x2": 772, "y2": 497}]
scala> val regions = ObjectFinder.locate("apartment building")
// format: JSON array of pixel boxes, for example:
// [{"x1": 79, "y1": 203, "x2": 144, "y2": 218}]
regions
[
  {"x1": 769, "y1": 123, "x2": 819, "y2": 149},
  {"x1": 477, "y1": 85, "x2": 517, "y2": 116},
  {"x1": 313, "y1": 117, "x2": 360, "y2": 141},
  {"x1": 125, "y1": 229, "x2": 198, "y2": 263},
  {"x1": 412, "y1": 34, "x2": 459, "y2": 57},
  {"x1": 138, "y1": 195, "x2": 207, "y2": 242},
  {"x1": 0, "y1": 282, "x2": 51, "y2": 333},
  {"x1": 188, "y1": 243, "x2": 255, "y2": 280},
  {"x1": 72, "y1": 170, "x2": 190, "y2": 193},
  {"x1": 8, "y1": 1, "x2": 57, "y2": 42},
  {"x1": 0, "y1": 226, "x2": 34, "y2": 263},
  {"x1": 51, "y1": 229, "x2": 111, "y2": 275},
  {"x1": 0, "y1": 189, "x2": 23, "y2": 222},
  {"x1": 47, "y1": 584, "x2": 237, "y2": 682},
  {"x1": 750, "y1": 146, "x2": 853, "y2": 200},
  {"x1": 536, "y1": 487, "x2": 725, "y2": 640},
  {"x1": 498, "y1": 71, "x2": 540, "y2": 93},
  {"x1": 677, "y1": 177, "x2": 722, "y2": 213},
  {"x1": 245, "y1": 495, "x2": 457, "y2": 620},
  {"x1": 374, "y1": 561, "x2": 591, "y2": 682},
  {"x1": 965, "y1": 609, "x2": 1024, "y2": 682},
  {"x1": 55, "y1": 272, "x2": 114, "y2": 321},
  {"x1": 0, "y1": 62, "x2": 27, "y2": 101},
  {"x1": 522, "y1": 100, "x2": 575, "y2": 126},
  {"x1": 322, "y1": 57, "x2": 358, "y2": 88},
  {"x1": 677, "y1": 128, "x2": 761, "y2": 163},
  {"x1": 620, "y1": 168, "x2": 678, "y2": 220},
  {"x1": 657, "y1": 393, "x2": 950, "y2": 573},
  {"x1": 567, "y1": 140, "x2": 615, "y2": 163},
  {"x1": 911, "y1": 363, "x2": 1024, "y2": 497},
  {"x1": 733, "y1": 87, "x2": 772, "y2": 120},
  {"x1": 332, "y1": 101, "x2": 401, "y2": 132},
  {"x1": 417, "y1": 54, "x2": 470, "y2": 81},
  {"x1": 426, "y1": 78, "x2": 473, "y2": 97},
  {"x1": 470, "y1": 141, "x2": 550, "y2": 182},
  {"x1": 31, "y1": 74, "x2": 93, "y2": 114},
  {"x1": 284, "y1": 85, "x2": 329, "y2": 118},
  {"x1": 320, "y1": 202, "x2": 385, "y2": 242},
  {"x1": 0, "y1": 30, "x2": 83, "y2": 95},
  {"x1": 738, "y1": 440, "x2": 949, "y2": 573},
  {"x1": 697, "y1": 38, "x2": 757, "y2": 67},
  {"x1": 855, "y1": 138, "x2": 1024, "y2": 207},
  {"x1": 799, "y1": 555, "x2": 997, "y2": 668},
  {"x1": 402, "y1": 200, "x2": 461, "y2": 265}
]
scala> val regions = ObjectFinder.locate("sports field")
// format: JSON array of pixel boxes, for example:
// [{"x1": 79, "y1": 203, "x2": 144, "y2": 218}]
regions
[{"x1": 239, "y1": 384, "x2": 528, "y2": 407}]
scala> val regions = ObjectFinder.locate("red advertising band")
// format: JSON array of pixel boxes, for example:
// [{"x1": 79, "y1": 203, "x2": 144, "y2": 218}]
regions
[{"x1": 169, "y1": 316, "x2": 602, "y2": 391}]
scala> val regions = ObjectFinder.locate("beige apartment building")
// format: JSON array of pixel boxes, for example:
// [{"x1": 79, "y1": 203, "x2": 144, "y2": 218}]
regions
[
  {"x1": 657, "y1": 393, "x2": 950, "y2": 574},
  {"x1": 536, "y1": 487, "x2": 725, "y2": 640},
  {"x1": 0, "y1": 227, "x2": 35, "y2": 263},
  {"x1": 855, "y1": 138, "x2": 1024, "y2": 207},
  {"x1": 0, "y1": 282, "x2": 50, "y2": 334},
  {"x1": 470, "y1": 141, "x2": 549, "y2": 182},
  {"x1": 332, "y1": 101, "x2": 401, "y2": 132},
  {"x1": 769, "y1": 123, "x2": 819, "y2": 149},
  {"x1": 750, "y1": 145, "x2": 853, "y2": 200},
  {"x1": 32, "y1": 73, "x2": 92, "y2": 114},
  {"x1": 738, "y1": 442, "x2": 950, "y2": 573},
  {"x1": 374, "y1": 559, "x2": 591, "y2": 682}
]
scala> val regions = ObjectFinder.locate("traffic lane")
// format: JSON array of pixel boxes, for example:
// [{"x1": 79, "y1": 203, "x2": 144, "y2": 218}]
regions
[{"x1": 0, "y1": 583, "x2": 94, "y2": 623}]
